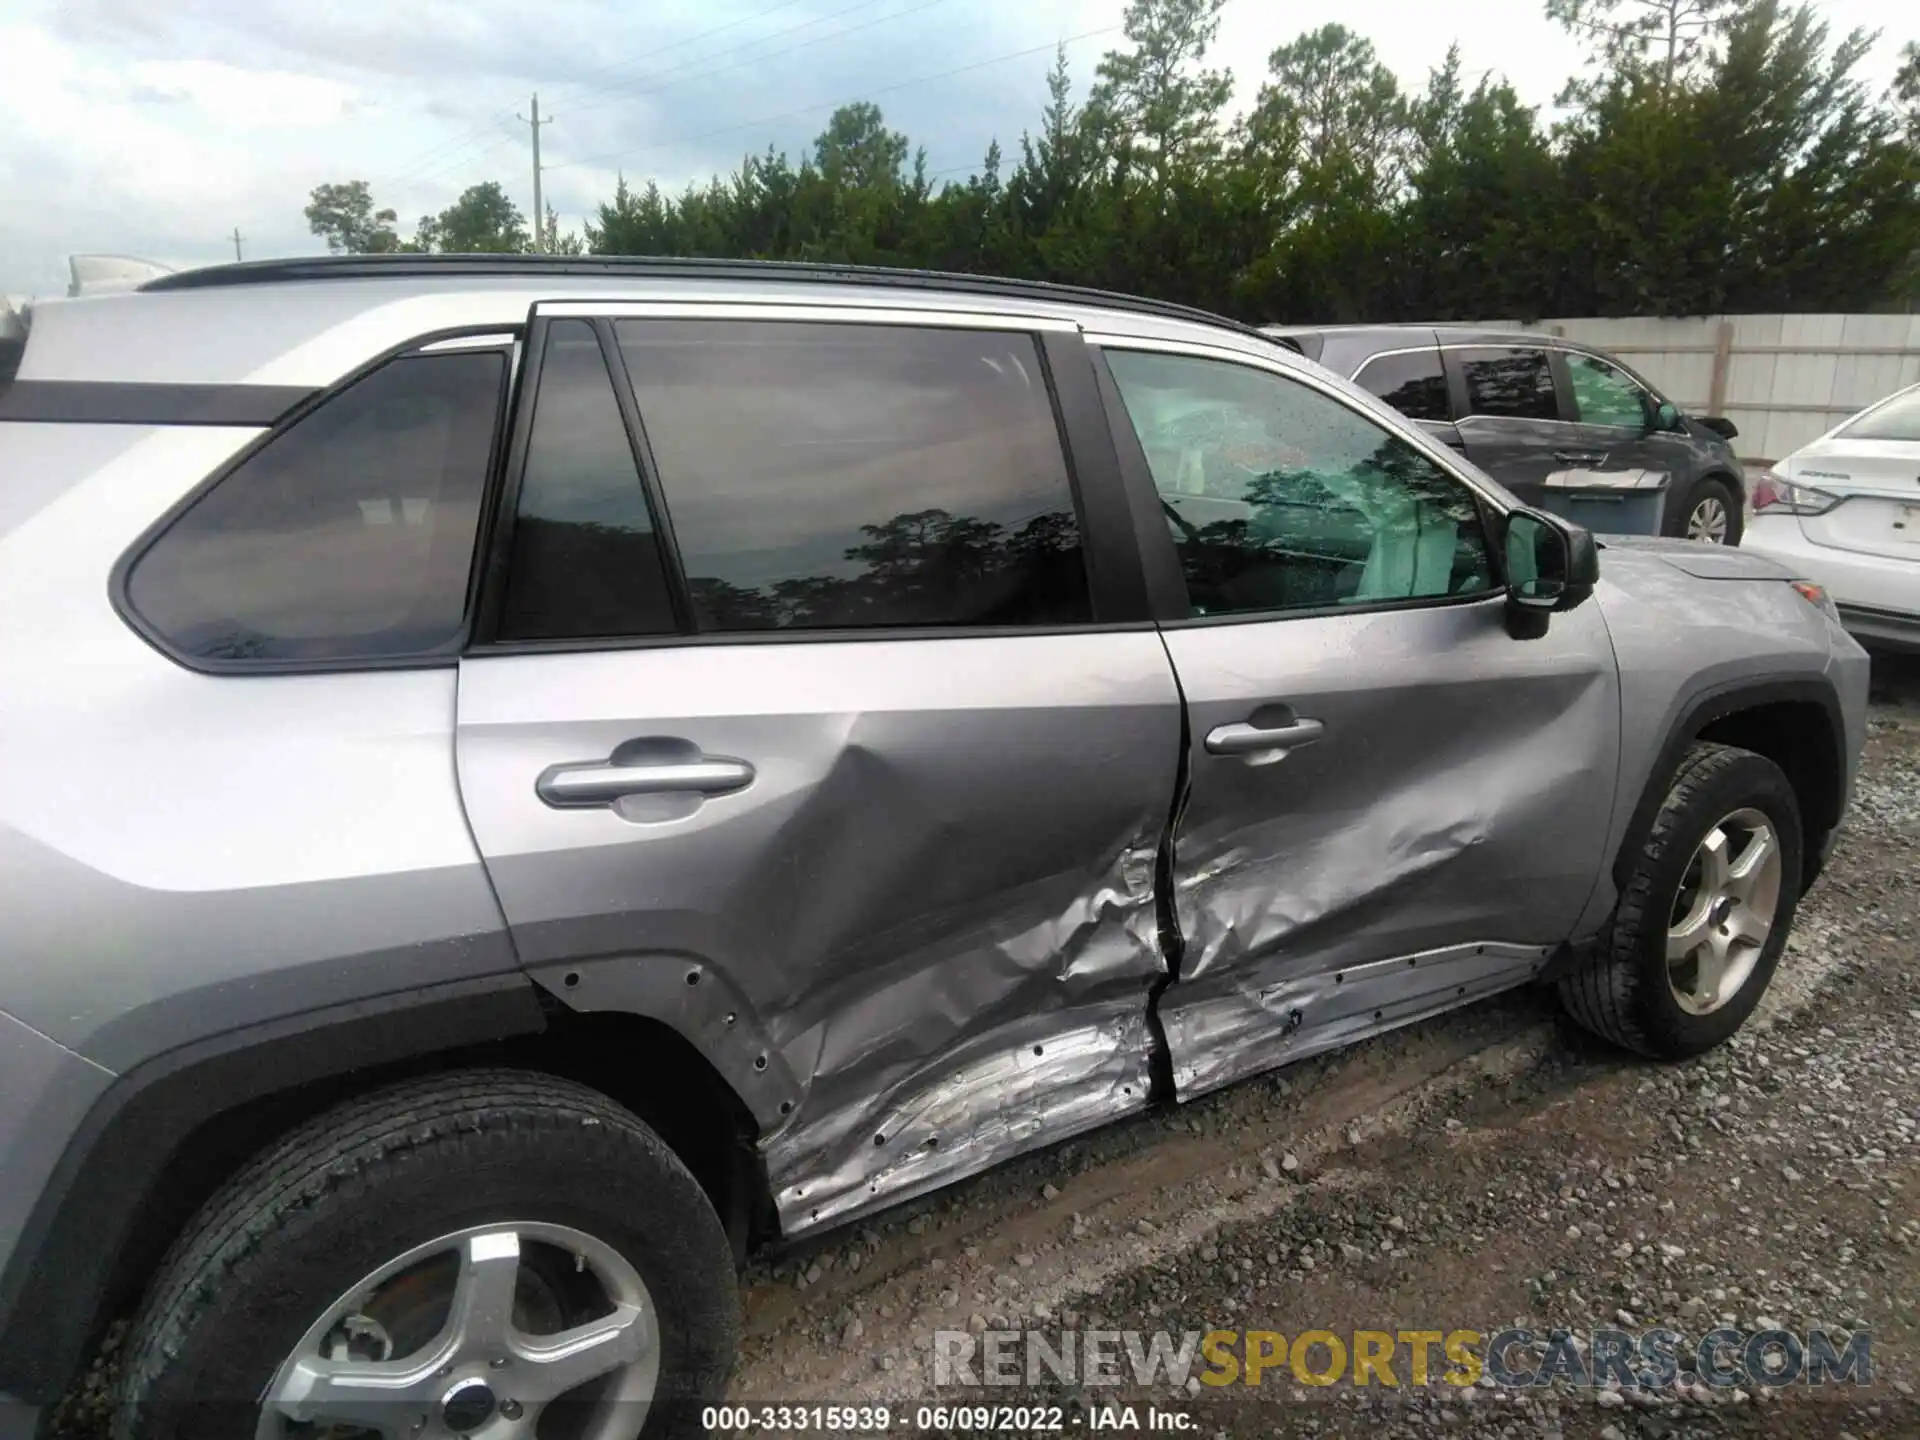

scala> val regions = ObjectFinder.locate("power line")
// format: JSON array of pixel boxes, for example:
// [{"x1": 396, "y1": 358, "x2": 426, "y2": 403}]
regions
[
  {"x1": 381, "y1": 0, "x2": 872, "y2": 192},
  {"x1": 547, "y1": 22, "x2": 1119, "y2": 175},
  {"x1": 560, "y1": 0, "x2": 941, "y2": 126},
  {"x1": 542, "y1": 0, "x2": 817, "y2": 111}
]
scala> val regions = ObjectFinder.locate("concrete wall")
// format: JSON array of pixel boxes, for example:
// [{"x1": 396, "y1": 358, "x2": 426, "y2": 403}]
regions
[{"x1": 1518, "y1": 314, "x2": 1920, "y2": 464}]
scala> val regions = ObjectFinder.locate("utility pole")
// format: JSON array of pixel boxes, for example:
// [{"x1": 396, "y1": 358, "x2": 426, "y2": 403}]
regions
[
  {"x1": 230, "y1": 227, "x2": 244, "y2": 262},
  {"x1": 517, "y1": 93, "x2": 552, "y2": 253}
]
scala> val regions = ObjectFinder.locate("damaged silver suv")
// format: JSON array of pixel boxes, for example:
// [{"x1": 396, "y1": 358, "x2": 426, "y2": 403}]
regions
[{"x1": 0, "y1": 258, "x2": 1868, "y2": 1440}]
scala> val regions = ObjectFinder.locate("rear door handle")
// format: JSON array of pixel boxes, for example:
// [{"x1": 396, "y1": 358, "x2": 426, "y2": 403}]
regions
[
  {"x1": 536, "y1": 755, "x2": 755, "y2": 808},
  {"x1": 1553, "y1": 450, "x2": 1607, "y2": 464},
  {"x1": 1205, "y1": 717, "x2": 1325, "y2": 757}
]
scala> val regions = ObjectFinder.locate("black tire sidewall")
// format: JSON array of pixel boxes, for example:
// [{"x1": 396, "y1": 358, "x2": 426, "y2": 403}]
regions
[
  {"x1": 128, "y1": 1088, "x2": 737, "y2": 1439},
  {"x1": 1626, "y1": 754, "x2": 1802, "y2": 1056},
  {"x1": 1675, "y1": 475, "x2": 1744, "y2": 546}
]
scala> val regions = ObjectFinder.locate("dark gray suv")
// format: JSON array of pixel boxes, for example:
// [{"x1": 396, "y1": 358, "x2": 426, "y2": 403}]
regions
[{"x1": 1263, "y1": 325, "x2": 1748, "y2": 545}]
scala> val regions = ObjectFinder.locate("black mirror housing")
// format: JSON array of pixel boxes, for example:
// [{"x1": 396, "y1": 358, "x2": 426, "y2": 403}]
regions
[{"x1": 1503, "y1": 508, "x2": 1599, "y2": 637}]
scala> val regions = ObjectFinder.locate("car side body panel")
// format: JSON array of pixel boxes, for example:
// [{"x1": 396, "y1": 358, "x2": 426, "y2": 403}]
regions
[{"x1": 456, "y1": 632, "x2": 1183, "y2": 1238}]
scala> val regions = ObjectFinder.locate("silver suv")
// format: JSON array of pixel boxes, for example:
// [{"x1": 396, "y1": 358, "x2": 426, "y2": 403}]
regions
[{"x1": 0, "y1": 258, "x2": 1868, "y2": 1440}]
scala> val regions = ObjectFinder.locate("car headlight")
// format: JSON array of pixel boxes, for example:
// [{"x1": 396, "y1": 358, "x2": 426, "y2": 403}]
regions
[
  {"x1": 1789, "y1": 579, "x2": 1842, "y2": 624},
  {"x1": 1750, "y1": 469, "x2": 1838, "y2": 515}
]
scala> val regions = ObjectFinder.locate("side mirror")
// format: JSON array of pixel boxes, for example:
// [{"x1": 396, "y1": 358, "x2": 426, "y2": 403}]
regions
[
  {"x1": 1653, "y1": 400, "x2": 1682, "y2": 432},
  {"x1": 1504, "y1": 508, "x2": 1599, "y2": 639}
]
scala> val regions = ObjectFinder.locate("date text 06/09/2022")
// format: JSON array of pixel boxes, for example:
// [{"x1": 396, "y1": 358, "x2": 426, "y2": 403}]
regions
[{"x1": 700, "y1": 1404, "x2": 1197, "y2": 1431}]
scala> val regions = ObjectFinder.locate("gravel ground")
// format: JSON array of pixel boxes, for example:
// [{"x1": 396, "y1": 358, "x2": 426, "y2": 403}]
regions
[{"x1": 49, "y1": 657, "x2": 1920, "y2": 1439}]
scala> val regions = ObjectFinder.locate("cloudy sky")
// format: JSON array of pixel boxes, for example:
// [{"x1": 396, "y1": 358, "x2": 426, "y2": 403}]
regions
[{"x1": 2, "y1": 0, "x2": 1910, "y2": 296}]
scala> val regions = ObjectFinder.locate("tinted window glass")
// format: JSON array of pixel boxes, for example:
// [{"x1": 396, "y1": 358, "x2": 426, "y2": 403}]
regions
[
  {"x1": 499, "y1": 320, "x2": 677, "y2": 641},
  {"x1": 1105, "y1": 350, "x2": 1495, "y2": 617},
  {"x1": 1838, "y1": 386, "x2": 1920, "y2": 442},
  {"x1": 1355, "y1": 349, "x2": 1450, "y2": 422},
  {"x1": 1566, "y1": 352, "x2": 1650, "y2": 429},
  {"x1": 617, "y1": 320, "x2": 1089, "y2": 631},
  {"x1": 127, "y1": 350, "x2": 503, "y2": 663},
  {"x1": 1459, "y1": 347, "x2": 1558, "y2": 421}
]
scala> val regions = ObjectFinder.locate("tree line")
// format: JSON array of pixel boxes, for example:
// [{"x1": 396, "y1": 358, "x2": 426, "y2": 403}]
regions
[{"x1": 306, "y1": 0, "x2": 1920, "y2": 321}]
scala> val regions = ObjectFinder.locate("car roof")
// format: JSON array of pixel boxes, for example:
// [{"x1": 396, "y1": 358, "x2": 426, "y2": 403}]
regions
[{"x1": 14, "y1": 255, "x2": 1298, "y2": 390}]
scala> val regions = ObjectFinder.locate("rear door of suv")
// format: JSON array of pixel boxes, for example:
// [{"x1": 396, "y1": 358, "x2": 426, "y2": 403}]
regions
[
  {"x1": 453, "y1": 302, "x2": 1182, "y2": 1236},
  {"x1": 1446, "y1": 343, "x2": 1567, "y2": 507}
]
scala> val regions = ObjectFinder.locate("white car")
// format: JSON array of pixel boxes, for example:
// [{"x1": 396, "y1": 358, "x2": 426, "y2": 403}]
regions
[{"x1": 1744, "y1": 380, "x2": 1920, "y2": 651}]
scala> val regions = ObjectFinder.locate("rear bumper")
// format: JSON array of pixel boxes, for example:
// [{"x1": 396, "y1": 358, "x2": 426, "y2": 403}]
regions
[{"x1": 1743, "y1": 514, "x2": 1920, "y2": 650}]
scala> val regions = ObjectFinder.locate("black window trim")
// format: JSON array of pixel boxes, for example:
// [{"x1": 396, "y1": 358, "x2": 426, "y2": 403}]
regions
[
  {"x1": 109, "y1": 324, "x2": 523, "y2": 677},
  {"x1": 1089, "y1": 338, "x2": 1510, "y2": 627},
  {"x1": 466, "y1": 310, "x2": 1151, "y2": 657}
]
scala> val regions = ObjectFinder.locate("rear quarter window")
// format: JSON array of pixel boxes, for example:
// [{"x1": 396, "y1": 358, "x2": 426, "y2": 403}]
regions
[
  {"x1": 124, "y1": 348, "x2": 508, "y2": 666},
  {"x1": 1353, "y1": 349, "x2": 1451, "y2": 422}
]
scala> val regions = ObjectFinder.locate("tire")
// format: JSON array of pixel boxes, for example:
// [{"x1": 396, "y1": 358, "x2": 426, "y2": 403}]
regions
[
  {"x1": 114, "y1": 1069, "x2": 740, "y2": 1440},
  {"x1": 1668, "y1": 474, "x2": 1744, "y2": 546},
  {"x1": 1559, "y1": 742, "x2": 1802, "y2": 1058}
]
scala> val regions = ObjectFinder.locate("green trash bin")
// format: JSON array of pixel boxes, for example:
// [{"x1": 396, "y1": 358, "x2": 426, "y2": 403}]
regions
[{"x1": 1535, "y1": 466, "x2": 1670, "y2": 536}]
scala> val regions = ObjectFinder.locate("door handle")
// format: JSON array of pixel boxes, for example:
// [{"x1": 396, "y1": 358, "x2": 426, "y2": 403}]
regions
[
  {"x1": 536, "y1": 755, "x2": 755, "y2": 809},
  {"x1": 1553, "y1": 450, "x2": 1607, "y2": 464},
  {"x1": 1205, "y1": 717, "x2": 1325, "y2": 757}
]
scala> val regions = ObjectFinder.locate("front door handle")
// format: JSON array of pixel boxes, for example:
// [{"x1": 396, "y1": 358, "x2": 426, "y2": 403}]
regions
[
  {"x1": 1553, "y1": 450, "x2": 1607, "y2": 464},
  {"x1": 1205, "y1": 717, "x2": 1325, "y2": 757},
  {"x1": 536, "y1": 753, "x2": 755, "y2": 809}
]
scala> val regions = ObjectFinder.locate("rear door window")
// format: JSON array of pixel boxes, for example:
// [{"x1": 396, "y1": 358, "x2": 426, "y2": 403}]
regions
[
  {"x1": 1457, "y1": 347, "x2": 1558, "y2": 422},
  {"x1": 615, "y1": 320, "x2": 1091, "y2": 632},
  {"x1": 125, "y1": 347, "x2": 506, "y2": 665},
  {"x1": 1353, "y1": 349, "x2": 1450, "y2": 422},
  {"x1": 496, "y1": 320, "x2": 678, "y2": 641}
]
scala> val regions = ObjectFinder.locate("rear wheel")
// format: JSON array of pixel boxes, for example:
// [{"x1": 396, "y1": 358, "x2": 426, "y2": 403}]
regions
[
  {"x1": 115, "y1": 1070, "x2": 739, "y2": 1440},
  {"x1": 1559, "y1": 742, "x2": 1801, "y2": 1057},
  {"x1": 1671, "y1": 475, "x2": 1744, "y2": 546}
]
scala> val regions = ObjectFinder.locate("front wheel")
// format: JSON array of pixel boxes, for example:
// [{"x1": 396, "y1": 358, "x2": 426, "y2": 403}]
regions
[
  {"x1": 1559, "y1": 742, "x2": 1802, "y2": 1058},
  {"x1": 1670, "y1": 475, "x2": 1744, "y2": 546},
  {"x1": 115, "y1": 1070, "x2": 740, "y2": 1440}
]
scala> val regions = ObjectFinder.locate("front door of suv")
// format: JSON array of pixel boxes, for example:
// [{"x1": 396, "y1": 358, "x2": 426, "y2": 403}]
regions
[
  {"x1": 1093, "y1": 337, "x2": 1621, "y2": 1099},
  {"x1": 455, "y1": 307, "x2": 1181, "y2": 1237}
]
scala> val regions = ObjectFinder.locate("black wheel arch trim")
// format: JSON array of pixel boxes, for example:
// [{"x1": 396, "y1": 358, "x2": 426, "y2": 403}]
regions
[
  {"x1": 0, "y1": 974, "x2": 548, "y2": 1404},
  {"x1": 1612, "y1": 675, "x2": 1846, "y2": 899}
]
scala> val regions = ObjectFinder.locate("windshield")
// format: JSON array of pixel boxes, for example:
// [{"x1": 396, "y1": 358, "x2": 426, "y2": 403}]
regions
[{"x1": 1837, "y1": 386, "x2": 1920, "y2": 443}]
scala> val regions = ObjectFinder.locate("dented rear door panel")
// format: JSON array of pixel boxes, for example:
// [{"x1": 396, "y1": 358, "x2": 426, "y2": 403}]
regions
[{"x1": 458, "y1": 635, "x2": 1180, "y2": 1236}]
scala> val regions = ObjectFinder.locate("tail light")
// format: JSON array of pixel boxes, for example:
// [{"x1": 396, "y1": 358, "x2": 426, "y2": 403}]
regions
[{"x1": 1751, "y1": 470, "x2": 1838, "y2": 515}]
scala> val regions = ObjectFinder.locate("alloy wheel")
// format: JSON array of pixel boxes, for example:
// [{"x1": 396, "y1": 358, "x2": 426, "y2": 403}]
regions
[
  {"x1": 257, "y1": 1222, "x2": 657, "y2": 1440},
  {"x1": 1686, "y1": 495, "x2": 1730, "y2": 543},
  {"x1": 1666, "y1": 807, "x2": 1781, "y2": 1016}
]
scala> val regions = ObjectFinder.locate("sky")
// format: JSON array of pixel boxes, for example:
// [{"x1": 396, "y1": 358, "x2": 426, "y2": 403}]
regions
[{"x1": 1, "y1": 0, "x2": 1912, "y2": 297}]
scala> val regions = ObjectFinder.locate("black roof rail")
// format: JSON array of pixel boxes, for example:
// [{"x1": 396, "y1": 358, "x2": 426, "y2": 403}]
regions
[{"x1": 141, "y1": 253, "x2": 1280, "y2": 340}]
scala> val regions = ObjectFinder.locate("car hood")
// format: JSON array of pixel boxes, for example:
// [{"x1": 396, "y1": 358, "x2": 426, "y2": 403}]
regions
[{"x1": 1597, "y1": 535, "x2": 1795, "y2": 582}]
